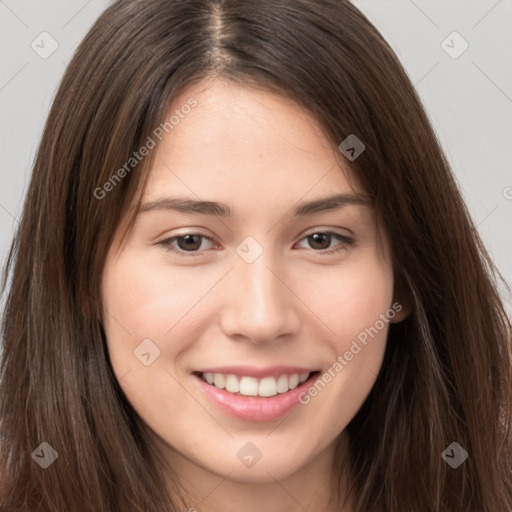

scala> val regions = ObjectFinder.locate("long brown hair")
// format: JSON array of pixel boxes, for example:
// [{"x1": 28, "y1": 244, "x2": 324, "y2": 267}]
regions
[{"x1": 1, "y1": 0, "x2": 511, "y2": 510}]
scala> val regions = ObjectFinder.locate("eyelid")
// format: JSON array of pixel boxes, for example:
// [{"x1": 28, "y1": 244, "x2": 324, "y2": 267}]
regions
[{"x1": 300, "y1": 226, "x2": 352, "y2": 239}]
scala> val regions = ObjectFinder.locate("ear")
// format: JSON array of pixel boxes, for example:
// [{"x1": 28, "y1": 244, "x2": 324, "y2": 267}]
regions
[{"x1": 390, "y1": 279, "x2": 412, "y2": 323}]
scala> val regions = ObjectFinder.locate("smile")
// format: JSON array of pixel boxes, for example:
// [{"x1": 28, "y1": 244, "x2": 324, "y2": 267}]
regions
[
  {"x1": 192, "y1": 366, "x2": 321, "y2": 422},
  {"x1": 200, "y1": 371, "x2": 311, "y2": 397}
]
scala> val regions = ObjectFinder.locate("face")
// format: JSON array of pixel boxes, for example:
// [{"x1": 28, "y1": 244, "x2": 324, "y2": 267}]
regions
[{"x1": 101, "y1": 78, "x2": 406, "y2": 489}]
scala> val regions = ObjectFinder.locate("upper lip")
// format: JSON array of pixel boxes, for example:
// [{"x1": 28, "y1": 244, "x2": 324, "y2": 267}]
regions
[{"x1": 193, "y1": 365, "x2": 319, "y2": 379}]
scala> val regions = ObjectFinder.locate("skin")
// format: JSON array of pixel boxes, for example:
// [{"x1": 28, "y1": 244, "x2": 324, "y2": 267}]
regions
[{"x1": 101, "y1": 78, "x2": 408, "y2": 512}]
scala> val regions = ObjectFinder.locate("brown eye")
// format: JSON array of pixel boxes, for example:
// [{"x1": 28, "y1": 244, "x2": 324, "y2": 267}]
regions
[
  {"x1": 297, "y1": 230, "x2": 353, "y2": 255},
  {"x1": 175, "y1": 234, "x2": 203, "y2": 251},
  {"x1": 307, "y1": 233, "x2": 332, "y2": 250},
  {"x1": 158, "y1": 232, "x2": 215, "y2": 256}
]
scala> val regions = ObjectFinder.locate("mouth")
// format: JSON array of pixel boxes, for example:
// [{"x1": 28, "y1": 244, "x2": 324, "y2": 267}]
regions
[
  {"x1": 194, "y1": 370, "x2": 319, "y2": 397},
  {"x1": 192, "y1": 367, "x2": 321, "y2": 422}
]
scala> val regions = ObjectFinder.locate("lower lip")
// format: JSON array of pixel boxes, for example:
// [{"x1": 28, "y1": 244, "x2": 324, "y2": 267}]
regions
[{"x1": 193, "y1": 373, "x2": 319, "y2": 422}]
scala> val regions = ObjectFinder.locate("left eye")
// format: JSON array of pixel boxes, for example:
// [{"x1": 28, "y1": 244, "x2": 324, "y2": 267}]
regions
[
  {"x1": 159, "y1": 233, "x2": 215, "y2": 255},
  {"x1": 158, "y1": 230, "x2": 353, "y2": 257}
]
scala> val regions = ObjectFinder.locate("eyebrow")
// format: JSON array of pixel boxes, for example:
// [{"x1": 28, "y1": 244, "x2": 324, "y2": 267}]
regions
[{"x1": 139, "y1": 193, "x2": 370, "y2": 217}]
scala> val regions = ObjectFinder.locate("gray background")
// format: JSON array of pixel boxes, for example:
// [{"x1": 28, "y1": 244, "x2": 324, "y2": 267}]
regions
[{"x1": 1, "y1": 0, "x2": 511, "y2": 313}]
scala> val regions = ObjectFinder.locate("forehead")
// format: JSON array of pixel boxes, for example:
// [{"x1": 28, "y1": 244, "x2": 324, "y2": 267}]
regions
[{"x1": 143, "y1": 78, "x2": 364, "y2": 205}]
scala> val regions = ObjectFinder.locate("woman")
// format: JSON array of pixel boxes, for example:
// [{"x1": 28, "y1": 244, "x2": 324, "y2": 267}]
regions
[{"x1": 1, "y1": 0, "x2": 511, "y2": 511}]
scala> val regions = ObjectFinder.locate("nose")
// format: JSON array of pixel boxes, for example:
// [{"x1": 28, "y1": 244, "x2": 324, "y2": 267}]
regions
[{"x1": 218, "y1": 249, "x2": 301, "y2": 344}]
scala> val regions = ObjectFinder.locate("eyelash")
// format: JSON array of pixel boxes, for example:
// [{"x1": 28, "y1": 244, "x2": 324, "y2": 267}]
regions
[{"x1": 158, "y1": 230, "x2": 354, "y2": 258}]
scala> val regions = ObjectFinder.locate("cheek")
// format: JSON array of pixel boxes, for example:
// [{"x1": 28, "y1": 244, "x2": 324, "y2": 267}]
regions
[
  {"x1": 100, "y1": 252, "x2": 205, "y2": 420},
  {"x1": 100, "y1": 251, "x2": 215, "y2": 392},
  {"x1": 304, "y1": 252, "x2": 394, "y2": 345},
  {"x1": 297, "y1": 254, "x2": 394, "y2": 415},
  {"x1": 102, "y1": 251, "x2": 211, "y2": 340}
]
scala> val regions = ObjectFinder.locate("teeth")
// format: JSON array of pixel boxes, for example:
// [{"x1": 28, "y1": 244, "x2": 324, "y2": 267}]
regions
[
  {"x1": 276, "y1": 375, "x2": 289, "y2": 393},
  {"x1": 259, "y1": 376, "x2": 278, "y2": 397},
  {"x1": 225, "y1": 374, "x2": 240, "y2": 393},
  {"x1": 201, "y1": 372, "x2": 311, "y2": 397},
  {"x1": 288, "y1": 374, "x2": 299, "y2": 390},
  {"x1": 299, "y1": 372, "x2": 309, "y2": 383},
  {"x1": 213, "y1": 374, "x2": 225, "y2": 389},
  {"x1": 239, "y1": 376, "x2": 259, "y2": 396}
]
